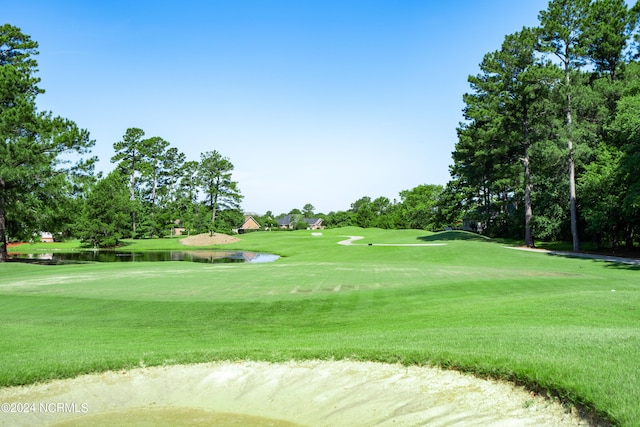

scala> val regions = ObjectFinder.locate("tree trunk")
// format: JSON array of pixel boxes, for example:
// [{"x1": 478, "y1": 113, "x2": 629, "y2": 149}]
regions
[
  {"x1": 522, "y1": 155, "x2": 534, "y2": 248},
  {"x1": 565, "y1": 59, "x2": 580, "y2": 252},
  {"x1": 567, "y1": 98, "x2": 580, "y2": 252},
  {"x1": 150, "y1": 176, "x2": 157, "y2": 237},
  {"x1": 210, "y1": 194, "x2": 218, "y2": 236},
  {"x1": 0, "y1": 183, "x2": 7, "y2": 262},
  {"x1": 209, "y1": 180, "x2": 220, "y2": 236},
  {"x1": 568, "y1": 144, "x2": 579, "y2": 251},
  {"x1": 625, "y1": 224, "x2": 634, "y2": 250},
  {"x1": 130, "y1": 166, "x2": 136, "y2": 237},
  {"x1": 210, "y1": 206, "x2": 217, "y2": 236},
  {"x1": 521, "y1": 106, "x2": 534, "y2": 248}
]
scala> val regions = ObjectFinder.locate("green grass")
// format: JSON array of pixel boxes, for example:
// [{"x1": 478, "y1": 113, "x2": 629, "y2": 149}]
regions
[{"x1": 1, "y1": 227, "x2": 639, "y2": 425}]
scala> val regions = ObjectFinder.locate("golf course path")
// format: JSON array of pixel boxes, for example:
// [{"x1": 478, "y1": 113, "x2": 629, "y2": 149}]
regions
[
  {"x1": 0, "y1": 360, "x2": 590, "y2": 427},
  {"x1": 338, "y1": 235, "x2": 447, "y2": 247},
  {"x1": 506, "y1": 246, "x2": 640, "y2": 265}
]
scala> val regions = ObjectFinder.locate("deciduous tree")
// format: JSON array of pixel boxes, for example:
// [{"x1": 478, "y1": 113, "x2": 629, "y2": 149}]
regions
[
  {"x1": 398, "y1": 184, "x2": 443, "y2": 231},
  {"x1": 76, "y1": 171, "x2": 130, "y2": 247}
]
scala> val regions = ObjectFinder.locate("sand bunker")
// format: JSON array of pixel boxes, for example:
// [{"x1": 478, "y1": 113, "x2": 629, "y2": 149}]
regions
[
  {"x1": 0, "y1": 360, "x2": 591, "y2": 426},
  {"x1": 179, "y1": 233, "x2": 240, "y2": 246}
]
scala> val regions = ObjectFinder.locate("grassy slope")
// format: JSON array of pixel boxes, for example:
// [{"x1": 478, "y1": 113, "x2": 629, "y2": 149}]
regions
[{"x1": 1, "y1": 227, "x2": 639, "y2": 425}]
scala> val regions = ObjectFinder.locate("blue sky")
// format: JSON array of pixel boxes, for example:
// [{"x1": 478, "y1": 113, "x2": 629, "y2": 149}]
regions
[{"x1": 5, "y1": 1, "x2": 547, "y2": 215}]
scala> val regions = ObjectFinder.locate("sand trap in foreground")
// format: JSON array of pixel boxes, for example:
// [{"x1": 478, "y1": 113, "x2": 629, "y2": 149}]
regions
[{"x1": 0, "y1": 361, "x2": 592, "y2": 427}]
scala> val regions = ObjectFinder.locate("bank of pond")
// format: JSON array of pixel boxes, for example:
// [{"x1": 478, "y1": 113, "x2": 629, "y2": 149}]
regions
[{"x1": 8, "y1": 250, "x2": 280, "y2": 265}]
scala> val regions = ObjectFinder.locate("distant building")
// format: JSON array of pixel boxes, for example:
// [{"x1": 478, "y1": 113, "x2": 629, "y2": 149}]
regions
[
  {"x1": 277, "y1": 215, "x2": 324, "y2": 230},
  {"x1": 172, "y1": 227, "x2": 187, "y2": 236},
  {"x1": 304, "y1": 218, "x2": 324, "y2": 230},
  {"x1": 276, "y1": 215, "x2": 295, "y2": 229},
  {"x1": 237, "y1": 215, "x2": 261, "y2": 233}
]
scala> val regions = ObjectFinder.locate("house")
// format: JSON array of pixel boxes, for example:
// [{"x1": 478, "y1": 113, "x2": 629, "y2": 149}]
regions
[
  {"x1": 462, "y1": 214, "x2": 486, "y2": 233},
  {"x1": 304, "y1": 218, "x2": 324, "y2": 230},
  {"x1": 40, "y1": 232, "x2": 54, "y2": 243},
  {"x1": 276, "y1": 215, "x2": 294, "y2": 229},
  {"x1": 237, "y1": 216, "x2": 261, "y2": 233},
  {"x1": 277, "y1": 215, "x2": 324, "y2": 230},
  {"x1": 169, "y1": 219, "x2": 187, "y2": 237},
  {"x1": 171, "y1": 227, "x2": 186, "y2": 237}
]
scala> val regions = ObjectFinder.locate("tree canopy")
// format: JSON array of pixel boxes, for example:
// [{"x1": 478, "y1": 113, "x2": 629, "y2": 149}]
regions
[
  {"x1": 448, "y1": 0, "x2": 640, "y2": 250},
  {"x1": 0, "y1": 24, "x2": 94, "y2": 261}
]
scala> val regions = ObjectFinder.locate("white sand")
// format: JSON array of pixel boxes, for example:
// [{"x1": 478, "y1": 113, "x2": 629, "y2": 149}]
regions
[{"x1": 0, "y1": 360, "x2": 592, "y2": 426}]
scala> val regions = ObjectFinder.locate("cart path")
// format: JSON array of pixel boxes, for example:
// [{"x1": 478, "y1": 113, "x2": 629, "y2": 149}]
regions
[
  {"x1": 505, "y1": 246, "x2": 640, "y2": 265},
  {"x1": 338, "y1": 235, "x2": 446, "y2": 247}
]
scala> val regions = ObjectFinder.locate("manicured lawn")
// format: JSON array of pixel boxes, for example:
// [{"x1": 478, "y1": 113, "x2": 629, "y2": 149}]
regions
[{"x1": 1, "y1": 227, "x2": 638, "y2": 425}]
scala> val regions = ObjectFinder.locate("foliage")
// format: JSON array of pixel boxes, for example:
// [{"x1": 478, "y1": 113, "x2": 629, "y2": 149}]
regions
[
  {"x1": 213, "y1": 208, "x2": 245, "y2": 234},
  {"x1": 397, "y1": 184, "x2": 443, "y2": 230},
  {"x1": 75, "y1": 171, "x2": 131, "y2": 247},
  {"x1": 111, "y1": 127, "x2": 145, "y2": 237},
  {"x1": 448, "y1": 0, "x2": 640, "y2": 249},
  {"x1": 197, "y1": 150, "x2": 242, "y2": 234},
  {"x1": 0, "y1": 24, "x2": 95, "y2": 261},
  {"x1": 302, "y1": 203, "x2": 315, "y2": 217},
  {"x1": 323, "y1": 210, "x2": 355, "y2": 228}
]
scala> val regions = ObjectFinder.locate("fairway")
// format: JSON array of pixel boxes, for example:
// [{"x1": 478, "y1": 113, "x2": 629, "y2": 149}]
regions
[{"x1": 0, "y1": 228, "x2": 638, "y2": 425}]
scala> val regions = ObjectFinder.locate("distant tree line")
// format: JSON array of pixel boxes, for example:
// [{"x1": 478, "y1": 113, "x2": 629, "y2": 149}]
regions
[
  {"x1": 77, "y1": 128, "x2": 243, "y2": 247},
  {"x1": 257, "y1": 184, "x2": 448, "y2": 232}
]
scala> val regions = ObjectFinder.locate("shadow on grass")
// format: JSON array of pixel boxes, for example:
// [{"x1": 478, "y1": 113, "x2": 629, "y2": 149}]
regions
[
  {"x1": 417, "y1": 231, "x2": 492, "y2": 242},
  {"x1": 544, "y1": 251, "x2": 640, "y2": 271},
  {"x1": 603, "y1": 262, "x2": 640, "y2": 271}
]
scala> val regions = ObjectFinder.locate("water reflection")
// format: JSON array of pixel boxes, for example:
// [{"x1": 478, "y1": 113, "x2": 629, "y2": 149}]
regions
[{"x1": 10, "y1": 250, "x2": 279, "y2": 264}]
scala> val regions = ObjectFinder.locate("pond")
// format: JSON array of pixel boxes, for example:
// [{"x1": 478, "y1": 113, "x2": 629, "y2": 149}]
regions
[{"x1": 9, "y1": 250, "x2": 280, "y2": 265}]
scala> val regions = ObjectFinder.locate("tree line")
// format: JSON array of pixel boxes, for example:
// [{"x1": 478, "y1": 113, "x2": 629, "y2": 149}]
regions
[
  {"x1": 322, "y1": 184, "x2": 445, "y2": 230},
  {"x1": 0, "y1": 23, "x2": 243, "y2": 257},
  {"x1": 79, "y1": 128, "x2": 242, "y2": 247},
  {"x1": 255, "y1": 183, "x2": 446, "y2": 232},
  {"x1": 445, "y1": 0, "x2": 640, "y2": 251}
]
